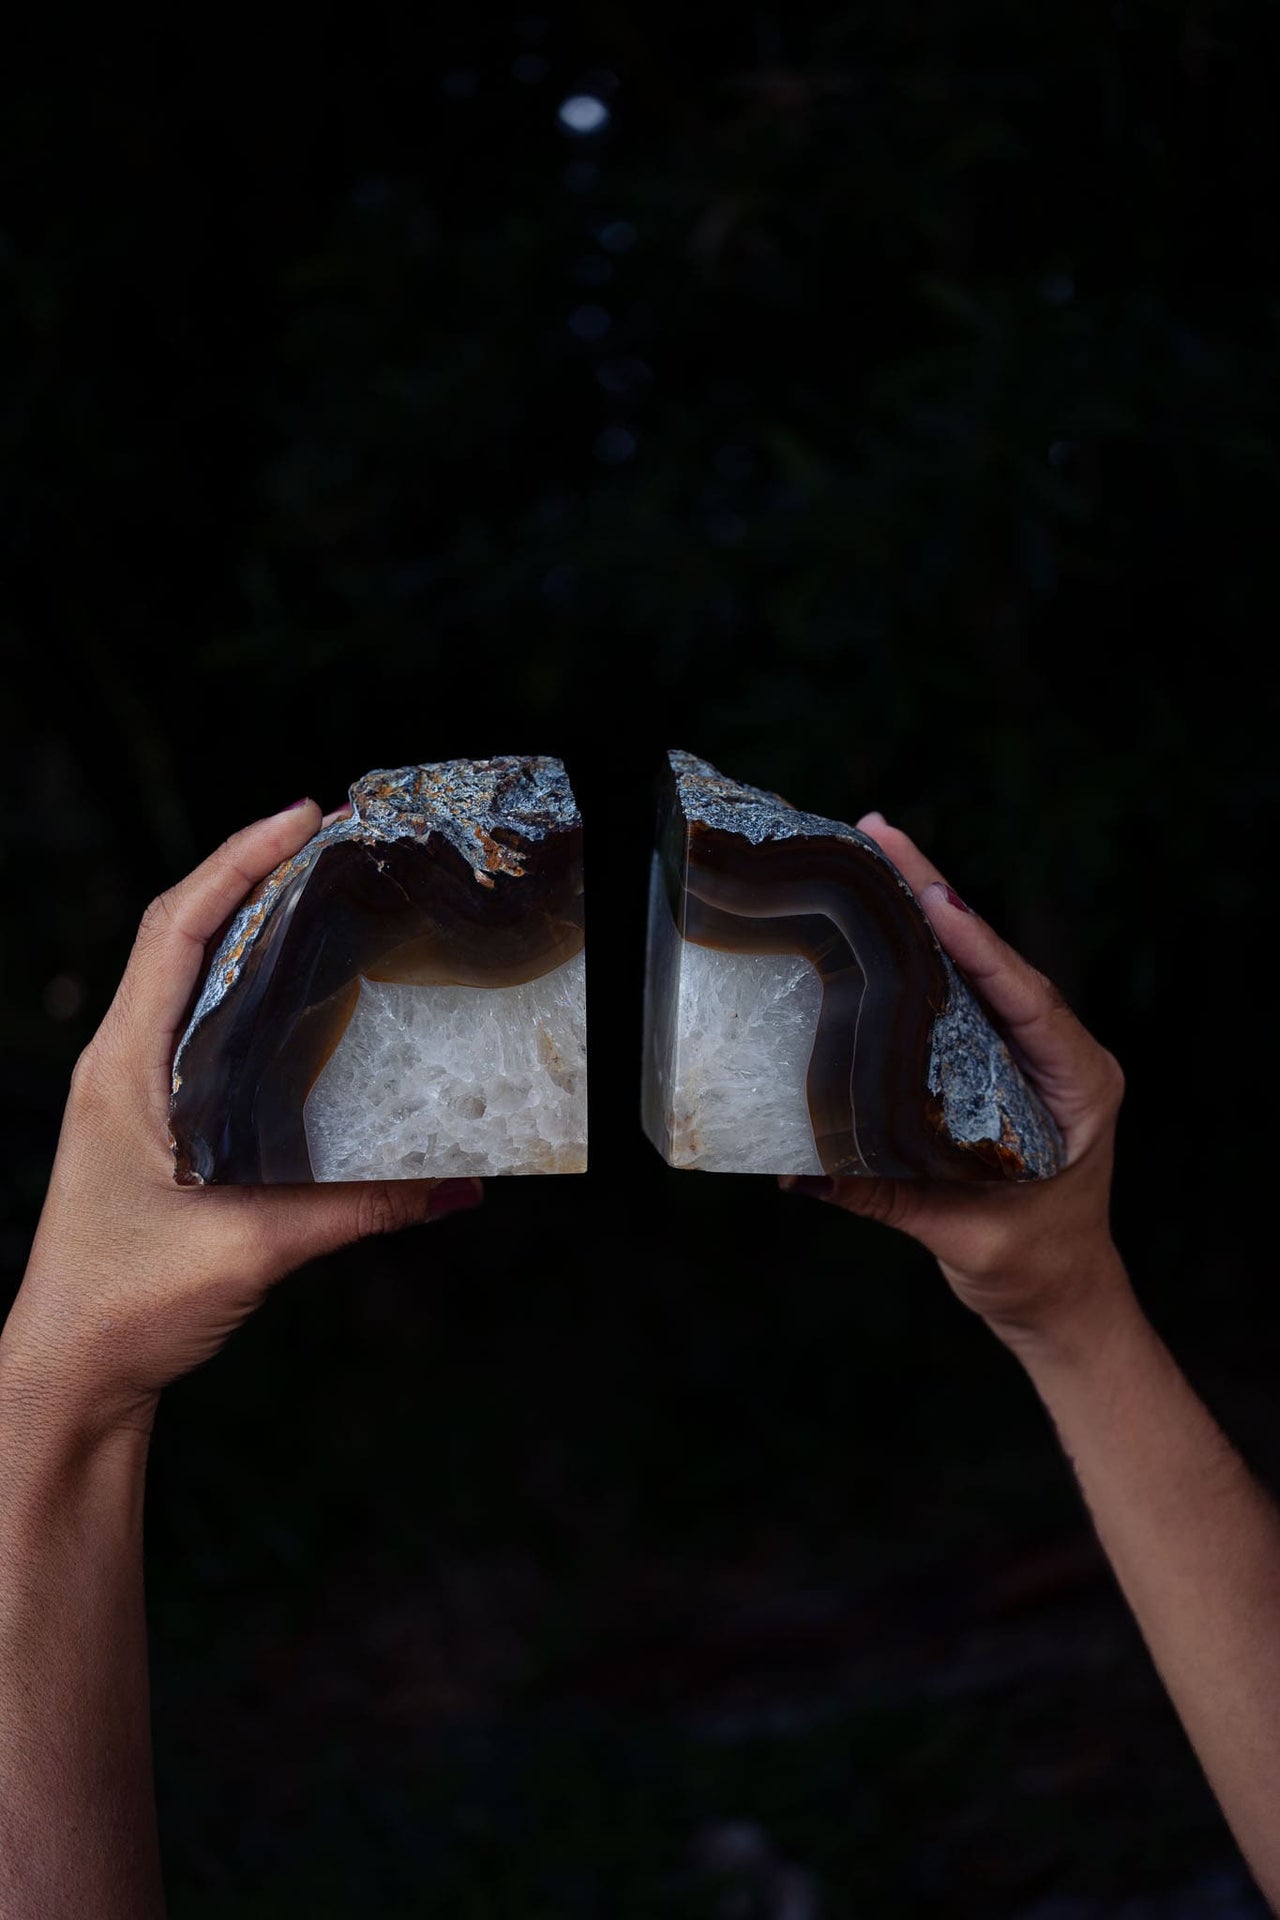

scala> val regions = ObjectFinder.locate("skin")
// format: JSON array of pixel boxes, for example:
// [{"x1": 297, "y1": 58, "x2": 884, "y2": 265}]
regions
[
  {"x1": 782, "y1": 812, "x2": 1280, "y2": 1911},
  {"x1": 0, "y1": 799, "x2": 480, "y2": 1920},
  {"x1": 2, "y1": 798, "x2": 1277, "y2": 1911}
]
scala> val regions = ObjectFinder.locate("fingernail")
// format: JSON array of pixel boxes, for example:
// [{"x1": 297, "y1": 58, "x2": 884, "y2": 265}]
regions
[
  {"x1": 784, "y1": 1175, "x2": 837, "y2": 1202},
  {"x1": 427, "y1": 1178, "x2": 483, "y2": 1222},
  {"x1": 938, "y1": 884, "x2": 973, "y2": 914},
  {"x1": 321, "y1": 801, "x2": 355, "y2": 828},
  {"x1": 262, "y1": 798, "x2": 315, "y2": 825},
  {"x1": 860, "y1": 810, "x2": 888, "y2": 828}
]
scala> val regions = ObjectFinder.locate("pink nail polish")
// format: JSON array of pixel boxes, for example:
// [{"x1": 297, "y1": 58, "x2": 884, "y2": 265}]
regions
[
  {"x1": 941, "y1": 884, "x2": 973, "y2": 914},
  {"x1": 427, "y1": 1179, "x2": 483, "y2": 1222},
  {"x1": 286, "y1": 797, "x2": 312, "y2": 810}
]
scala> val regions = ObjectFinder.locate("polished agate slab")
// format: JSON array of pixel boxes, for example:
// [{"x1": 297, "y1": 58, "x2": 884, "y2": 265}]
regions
[
  {"x1": 642, "y1": 751, "x2": 1063, "y2": 1181},
  {"x1": 170, "y1": 758, "x2": 587, "y2": 1183}
]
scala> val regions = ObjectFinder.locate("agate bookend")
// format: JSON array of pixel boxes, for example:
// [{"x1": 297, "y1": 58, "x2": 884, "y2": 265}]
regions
[
  {"x1": 642, "y1": 751, "x2": 1063, "y2": 1181},
  {"x1": 170, "y1": 758, "x2": 587, "y2": 1184}
]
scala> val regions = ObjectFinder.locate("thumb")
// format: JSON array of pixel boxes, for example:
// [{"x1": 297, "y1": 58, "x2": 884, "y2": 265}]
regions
[
  {"x1": 265, "y1": 1177, "x2": 484, "y2": 1271},
  {"x1": 780, "y1": 1174, "x2": 921, "y2": 1234}
]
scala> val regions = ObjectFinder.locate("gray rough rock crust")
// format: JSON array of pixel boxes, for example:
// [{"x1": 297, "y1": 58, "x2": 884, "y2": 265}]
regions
[{"x1": 173, "y1": 756, "x2": 578, "y2": 1086}]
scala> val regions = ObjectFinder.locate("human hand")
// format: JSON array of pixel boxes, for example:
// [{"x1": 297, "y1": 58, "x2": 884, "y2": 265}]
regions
[
  {"x1": 2, "y1": 799, "x2": 481, "y2": 1440},
  {"x1": 781, "y1": 814, "x2": 1128, "y2": 1357}
]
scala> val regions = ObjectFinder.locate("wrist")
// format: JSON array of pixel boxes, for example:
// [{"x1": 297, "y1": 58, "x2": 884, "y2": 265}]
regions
[
  {"x1": 3, "y1": 1259, "x2": 163, "y2": 1448},
  {"x1": 0, "y1": 1332, "x2": 158, "y2": 1476},
  {"x1": 974, "y1": 1242, "x2": 1141, "y2": 1374},
  {"x1": 0, "y1": 1401, "x2": 150, "y2": 1562},
  {"x1": 0, "y1": 1366, "x2": 151, "y2": 1516}
]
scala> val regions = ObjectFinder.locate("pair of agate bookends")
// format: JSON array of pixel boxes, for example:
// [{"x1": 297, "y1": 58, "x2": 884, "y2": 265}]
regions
[{"x1": 168, "y1": 754, "x2": 1063, "y2": 1187}]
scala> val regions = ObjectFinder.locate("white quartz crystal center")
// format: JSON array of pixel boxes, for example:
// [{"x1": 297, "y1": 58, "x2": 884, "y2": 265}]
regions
[
  {"x1": 663, "y1": 938, "x2": 823, "y2": 1174},
  {"x1": 302, "y1": 951, "x2": 587, "y2": 1179}
]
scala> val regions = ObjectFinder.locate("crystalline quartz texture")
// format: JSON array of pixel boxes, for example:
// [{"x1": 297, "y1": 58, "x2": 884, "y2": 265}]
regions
[
  {"x1": 645, "y1": 854, "x2": 822, "y2": 1174},
  {"x1": 303, "y1": 955, "x2": 587, "y2": 1180},
  {"x1": 642, "y1": 751, "x2": 1064, "y2": 1182},
  {"x1": 663, "y1": 944, "x2": 823, "y2": 1174},
  {"x1": 169, "y1": 757, "x2": 587, "y2": 1184}
]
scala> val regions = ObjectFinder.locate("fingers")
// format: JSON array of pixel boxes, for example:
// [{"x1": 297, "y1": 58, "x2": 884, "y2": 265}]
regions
[
  {"x1": 780, "y1": 1172, "x2": 924, "y2": 1235},
  {"x1": 419, "y1": 1178, "x2": 484, "y2": 1223},
  {"x1": 918, "y1": 883, "x2": 1116, "y2": 1114},
  {"x1": 121, "y1": 799, "x2": 323, "y2": 1048},
  {"x1": 856, "y1": 816, "x2": 1119, "y2": 1128},
  {"x1": 349, "y1": 1175, "x2": 483, "y2": 1243},
  {"x1": 259, "y1": 1177, "x2": 484, "y2": 1274},
  {"x1": 856, "y1": 813, "x2": 947, "y2": 899}
]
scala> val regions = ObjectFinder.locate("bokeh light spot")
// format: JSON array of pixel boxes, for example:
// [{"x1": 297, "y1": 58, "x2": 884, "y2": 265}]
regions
[
  {"x1": 569, "y1": 303, "x2": 612, "y2": 341},
  {"x1": 558, "y1": 95, "x2": 610, "y2": 134}
]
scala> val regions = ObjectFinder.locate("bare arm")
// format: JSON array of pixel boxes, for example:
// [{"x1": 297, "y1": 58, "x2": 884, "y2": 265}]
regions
[
  {"x1": 1021, "y1": 1268, "x2": 1280, "y2": 1890},
  {"x1": 0, "y1": 799, "x2": 481, "y2": 1920},
  {"x1": 783, "y1": 814, "x2": 1280, "y2": 1910},
  {"x1": 0, "y1": 1405, "x2": 158, "y2": 1918}
]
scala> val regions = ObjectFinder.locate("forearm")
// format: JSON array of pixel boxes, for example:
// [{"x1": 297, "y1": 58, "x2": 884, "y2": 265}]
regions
[
  {"x1": 1010, "y1": 1257, "x2": 1280, "y2": 1907},
  {"x1": 0, "y1": 1354, "x2": 165, "y2": 1920}
]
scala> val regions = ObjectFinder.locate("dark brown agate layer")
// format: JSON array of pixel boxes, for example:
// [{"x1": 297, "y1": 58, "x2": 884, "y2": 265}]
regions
[
  {"x1": 644, "y1": 751, "x2": 1063, "y2": 1182},
  {"x1": 170, "y1": 758, "x2": 584, "y2": 1184}
]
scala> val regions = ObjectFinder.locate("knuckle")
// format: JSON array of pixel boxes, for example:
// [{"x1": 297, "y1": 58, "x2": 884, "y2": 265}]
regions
[
  {"x1": 355, "y1": 1185, "x2": 413, "y2": 1240},
  {"x1": 868, "y1": 1185, "x2": 906, "y2": 1230},
  {"x1": 215, "y1": 829, "x2": 248, "y2": 867},
  {"x1": 1097, "y1": 1050, "x2": 1126, "y2": 1111},
  {"x1": 969, "y1": 1233, "x2": 1016, "y2": 1282},
  {"x1": 845, "y1": 1178, "x2": 909, "y2": 1232},
  {"x1": 139, "y1": 889, "x2": 178, "y2": 939},
  {"x1": 213, "y1": 833, "x2": 258, "y2": 889},
  {"x1": 950, "y1": 1221, "x2": 1018, "y2": 1284}
]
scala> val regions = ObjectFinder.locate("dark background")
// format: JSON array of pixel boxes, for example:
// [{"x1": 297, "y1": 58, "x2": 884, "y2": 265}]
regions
[{"x1": 2, "y1": 6, "x2": 1279, "y2": 1913}]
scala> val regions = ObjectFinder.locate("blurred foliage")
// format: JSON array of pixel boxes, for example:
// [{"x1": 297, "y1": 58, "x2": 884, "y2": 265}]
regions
[{"x1": 1, "y1": 3, "x2": 1279, "y2": 1911}]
